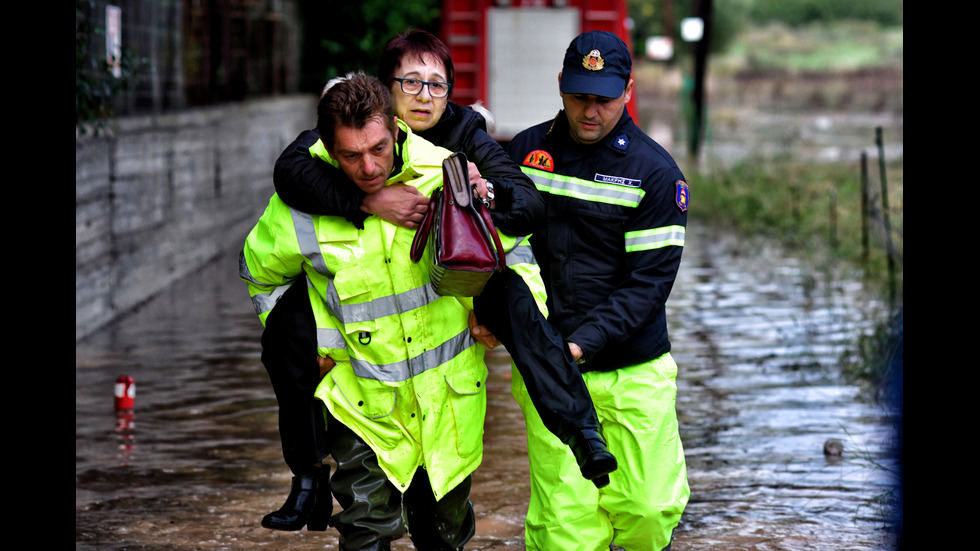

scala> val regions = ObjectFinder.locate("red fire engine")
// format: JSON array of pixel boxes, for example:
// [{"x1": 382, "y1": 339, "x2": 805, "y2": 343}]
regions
[{"x1": 440, "y1": 0, "x2": 637, "y2": 140}]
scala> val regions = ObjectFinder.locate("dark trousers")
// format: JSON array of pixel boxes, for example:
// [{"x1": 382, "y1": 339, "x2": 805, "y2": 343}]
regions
[
  {"x1": 473, "y1": 267, "x2": 598, "y2": 440},
  {"x1": 329, "y1": 418, "x2": 475, "y2": 551},
  {"x1": 260, "y1": 278, "x2": 329, "y2": 475}
]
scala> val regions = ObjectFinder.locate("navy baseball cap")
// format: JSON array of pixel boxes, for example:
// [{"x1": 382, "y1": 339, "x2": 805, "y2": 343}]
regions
[{"x1": 560, "y1": 31, "x2": 632, "y2": 98}]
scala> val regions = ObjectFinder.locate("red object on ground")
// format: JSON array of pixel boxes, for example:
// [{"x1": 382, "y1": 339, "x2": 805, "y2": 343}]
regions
[{"x1": 114, "y1": 375, "x2": 135, "y2": 411}]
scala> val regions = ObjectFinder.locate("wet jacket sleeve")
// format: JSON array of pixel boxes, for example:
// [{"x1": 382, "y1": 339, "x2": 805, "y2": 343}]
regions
[
  {"x1": 459, "y1": 125, "x2": 544, "y2": 236},
  {"x1": 239, "y1": 197, "x2": 304, "y2": 326},
  {"x1": 273, "y1": 130, "x2": 370, "y2": 228},
  {"x1": 567, "y1": 166, "x2": 688, "y2": 363}
]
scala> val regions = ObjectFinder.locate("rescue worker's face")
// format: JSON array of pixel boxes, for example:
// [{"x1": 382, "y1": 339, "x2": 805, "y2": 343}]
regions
[
  {"x1": 391, "y1": 53, "x2": 449, "y2": 133},
  {"x1": 330, "y1": 116, "x2": 397, "y2": 195},
  {"x1": 559, "y1": 74, "x2": 634, "y2": 145}
]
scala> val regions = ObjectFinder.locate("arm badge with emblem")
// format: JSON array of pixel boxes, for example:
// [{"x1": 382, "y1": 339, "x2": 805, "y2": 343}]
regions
[{"x1": 675, "y1": 180, "x2": 689, "y2": 212}]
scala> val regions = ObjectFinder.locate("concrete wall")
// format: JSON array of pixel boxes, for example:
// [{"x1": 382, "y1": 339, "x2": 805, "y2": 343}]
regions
[{"x1": 76, "y1": 95, "x2": 316, "y2": 342}]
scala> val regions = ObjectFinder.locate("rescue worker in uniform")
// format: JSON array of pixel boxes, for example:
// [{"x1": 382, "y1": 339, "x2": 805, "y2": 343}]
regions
[
  {"x1": 256, "y1": 29, "x2": 617, "y2": 533},
  {"x1": 241, "y1": 73, "x2": 487, "y2": 550},
  {"x1": 503, "y1": 31, "x2": 691, "y2": 551}
]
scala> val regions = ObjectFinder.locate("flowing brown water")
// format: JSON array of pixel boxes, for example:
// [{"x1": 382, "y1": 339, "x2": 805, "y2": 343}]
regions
[{"x1": 76, "y1": 221, "x2": 899, "y2": 550}]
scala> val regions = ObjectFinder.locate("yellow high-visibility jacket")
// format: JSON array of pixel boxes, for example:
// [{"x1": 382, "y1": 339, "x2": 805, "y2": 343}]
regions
[{"x1": 240, "y1": 122, "x2": 489, "y2": 500}]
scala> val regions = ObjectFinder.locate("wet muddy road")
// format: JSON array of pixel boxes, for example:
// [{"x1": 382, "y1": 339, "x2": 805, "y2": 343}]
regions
[{"x1": 76, "y1": 222, "x2": 899, "y2": 550}]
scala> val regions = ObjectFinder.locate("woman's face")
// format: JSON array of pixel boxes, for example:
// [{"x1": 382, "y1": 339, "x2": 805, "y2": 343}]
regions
[{"x1": 391, "y1": 53, "x2": 449, "y2": 133}]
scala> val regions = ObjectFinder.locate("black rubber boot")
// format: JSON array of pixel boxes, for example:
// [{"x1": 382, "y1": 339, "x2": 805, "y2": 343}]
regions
[
  {"x1": 563, "y1": 427, "x2": 618, "y2": 488},
  {"x1": 261, "y1": 466, "x2": 332, "y2": 531}
]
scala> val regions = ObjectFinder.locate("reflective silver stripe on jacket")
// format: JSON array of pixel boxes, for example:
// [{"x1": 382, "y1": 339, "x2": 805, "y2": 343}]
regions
[
  {"x1": 240, "y1": 250, "x2": 296, "y2": 316},
  {"x1": 288, "y1": 207, "x2": 474, "y2": 381},
  {"x1": 307, "y1": 277, "x2": 348, "y2": 350},
  {"x1": 250, "y1": 284, "x2": 292, "y2": 316},
  {"x1": 350, "y1": 327, "x2": 478, "y2": 382},
  {"x1": 504, "y1": 235, "x2": 536, "y2": 266},
  {"x1": 289, "y1": 207, "x2": 443, "y2": 325},
  {"x1": 317, "y1": 327, "x2": 347, "y2": 350},
  {"x1": 524, "y1": 168, "x2": 645, "y2": 207},
  {"x1": 291, "y1": 209, "x2": 330, "y2": 276},
  {"x1": 624, "y1": 225, "x2": 686, "y2": 252}
]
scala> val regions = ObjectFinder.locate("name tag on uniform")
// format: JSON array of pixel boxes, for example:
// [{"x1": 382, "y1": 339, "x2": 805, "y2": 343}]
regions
[{"x1": 594, "y1": 173, "x2": 641, "y2": 188}]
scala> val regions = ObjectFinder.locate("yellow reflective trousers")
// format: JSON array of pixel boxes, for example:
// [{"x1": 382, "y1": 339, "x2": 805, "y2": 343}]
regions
[{"x1": 514, "y1": 353, "x2": 689, "y2": 551}]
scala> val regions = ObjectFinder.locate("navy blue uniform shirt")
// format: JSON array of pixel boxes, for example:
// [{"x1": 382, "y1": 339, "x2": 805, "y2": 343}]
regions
[{"x1": 507, "y1": 109, "x2": 689, "y2": 371}]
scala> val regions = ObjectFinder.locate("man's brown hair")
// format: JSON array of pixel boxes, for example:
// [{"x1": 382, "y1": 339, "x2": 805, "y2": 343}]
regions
[{"x1": 316, "y1": 72, "x2": 396, "y2": 151}]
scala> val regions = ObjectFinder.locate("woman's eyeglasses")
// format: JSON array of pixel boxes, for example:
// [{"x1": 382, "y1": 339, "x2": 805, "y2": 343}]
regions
[{"x1": 393, "y1": 78, "x2": 452, "y2": 98}]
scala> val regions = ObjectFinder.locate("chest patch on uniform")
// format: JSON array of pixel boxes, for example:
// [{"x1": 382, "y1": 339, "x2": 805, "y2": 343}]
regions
[
  {"x1": 523, "y1": 150, "x2": 554, "y2": 172},
  {"x1": 594, "y1": 173, "x2": 641, "y2": 188},
  {"x1": 675, "y1": 180, "x2": 689, "y2": 212},
  {"x1": 613, "y1": 133, "x2": 629, "y2": 151}
]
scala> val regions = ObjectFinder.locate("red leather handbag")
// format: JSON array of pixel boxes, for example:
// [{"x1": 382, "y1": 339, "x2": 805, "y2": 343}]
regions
[{"x1": 410, "y1": 152, "x2": 506, "y2": 296}]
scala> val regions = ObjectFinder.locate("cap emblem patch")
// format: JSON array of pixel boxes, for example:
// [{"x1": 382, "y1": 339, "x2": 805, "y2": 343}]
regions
[{"x1": 582, "y1": 49, "x2": 605, "y2": 71}]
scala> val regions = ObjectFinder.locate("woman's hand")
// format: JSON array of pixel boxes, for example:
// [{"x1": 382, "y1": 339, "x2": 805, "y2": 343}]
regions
[
  {"x1": 361, "y1": 183, "x2": 430, "y2": 228},
  {"x1": 317, "y1": 355, "x2": 337, "y2": 379},
  {"x1": 468, "y1": 311, "x2": 500, "y2": 349}
]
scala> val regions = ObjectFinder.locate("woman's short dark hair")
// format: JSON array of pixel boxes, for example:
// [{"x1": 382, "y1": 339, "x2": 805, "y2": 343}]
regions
[
  {"x1": 316, "y1": 72, "x2": 396, "y2": 151},
  {"x1": 377, "y1": 29, "x2": 455, "y2": 95}
]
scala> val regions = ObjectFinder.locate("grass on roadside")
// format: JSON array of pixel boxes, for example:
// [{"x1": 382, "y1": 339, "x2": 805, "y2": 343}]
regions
[
  {"x1": 689, "y1": 156, "x2": 903, "y2": 388},
  {"x1": 690, "y1": 157, "x2": 902, "y2": 281},
  {"x1": 716, "y1": 20, "x2": 904, "y2": 73}
]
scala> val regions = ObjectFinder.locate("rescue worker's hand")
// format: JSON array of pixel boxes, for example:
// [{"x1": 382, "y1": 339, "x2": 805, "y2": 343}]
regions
[
  {"x1": 317, "y1": 355, "x2": 336, "y2": 379},
  {"x1": 361, "y1": 183, "x2": 430, "y2": 228},
  {"x1": 567, "y1": 342, "x2": 584, "y2": 362},
  {"x1": 468, "y1": 311, "x2": 500, "y2": 349}
]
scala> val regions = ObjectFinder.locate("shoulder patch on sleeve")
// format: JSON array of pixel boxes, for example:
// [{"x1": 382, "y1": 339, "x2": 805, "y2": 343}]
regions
[{"x1": 675, "y1": 180, "x2": 689, "y2": 212}]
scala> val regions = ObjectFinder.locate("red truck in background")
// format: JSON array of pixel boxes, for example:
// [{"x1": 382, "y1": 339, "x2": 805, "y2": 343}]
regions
[{"x1": 441, "y1": 0, "x2": 637, "y2": 140}]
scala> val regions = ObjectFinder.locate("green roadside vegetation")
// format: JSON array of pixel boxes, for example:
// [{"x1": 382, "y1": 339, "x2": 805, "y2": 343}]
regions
[
  {"x1": 641, "y1": 2, "x2": 903, "y2": 531},
  {"x1": 693, "y1": 157, "x2": 902, "y2": 284},
  {"x1": 692, "y1": 154, "x2": 902, "y2": 390},
  {"x1": 720, "y1": 20, "x2": 904, "y2": 72},
  {"x1": 686, "y1": 15, "x2": 903, "y2": 393}
]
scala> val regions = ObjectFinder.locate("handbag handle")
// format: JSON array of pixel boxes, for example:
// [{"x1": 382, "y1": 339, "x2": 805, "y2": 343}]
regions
[
  {"x1": 410, "y1": 187, "x2": 438, "y2": 263},
  {"x1": 444, "y1": 151, "x2": 472, "y2": 207},
  {"x1": 410, "y1": 152, "x2": 506, "y2": 270},
  {"x1": 444, "y1": 153, "x2": 506, "y2": 270}
]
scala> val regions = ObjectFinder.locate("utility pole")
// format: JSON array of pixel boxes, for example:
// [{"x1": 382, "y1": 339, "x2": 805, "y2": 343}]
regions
[{"x1": 688, "y1": 0, "x2": 713, "y2": 159}]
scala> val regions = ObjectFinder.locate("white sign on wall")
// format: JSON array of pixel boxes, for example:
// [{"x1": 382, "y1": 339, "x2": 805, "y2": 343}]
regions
[{"x1": 106, "y1": 5, "x2": 122, "y2": 78}]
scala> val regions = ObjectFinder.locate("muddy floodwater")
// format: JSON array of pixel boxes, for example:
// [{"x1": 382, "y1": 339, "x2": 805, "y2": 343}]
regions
[{"x1": 76, "y1": 221, "x2": 901, "y2": 551}]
